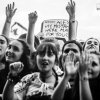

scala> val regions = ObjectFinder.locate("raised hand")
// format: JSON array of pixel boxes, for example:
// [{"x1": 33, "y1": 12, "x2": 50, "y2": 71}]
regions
[
  {"x1": 66, "y1": 0, "x2": 75, "y2": 19},
  {"x1": 79, "y1": 51, "x2": 91, "y2": 77},
  {"x1": 6, "y1": 2, "x2": 17, "y2": 22},
  {"x1": 63, "y1": 51, "x2": 79, "y2": 77},
  {"x1": 9, "y1": 62, "x2": 24, "y2": 76},
  {"x1": 28, "y1": 11, "x2": 38, "y2": 24}
]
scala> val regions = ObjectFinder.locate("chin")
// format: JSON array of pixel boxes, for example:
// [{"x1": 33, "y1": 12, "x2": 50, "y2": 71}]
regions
[{"x1": 6, "y1": 58, "x2": 14, "y2": 63}]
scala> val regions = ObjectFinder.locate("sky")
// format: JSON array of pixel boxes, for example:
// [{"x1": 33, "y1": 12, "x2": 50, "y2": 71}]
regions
[{"x1": 0, "y1": 0, "x2": 100, "y2": 41}]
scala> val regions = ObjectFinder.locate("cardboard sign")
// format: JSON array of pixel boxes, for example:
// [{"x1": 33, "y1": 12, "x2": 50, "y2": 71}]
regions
[{"x1": 41, "y1": 19, "x2": 69, "y2": 40}]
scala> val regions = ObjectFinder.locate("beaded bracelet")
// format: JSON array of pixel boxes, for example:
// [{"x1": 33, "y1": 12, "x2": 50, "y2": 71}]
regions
[
  {"x1": 7, "y1": 72, "x2": 20, "y2": 83},
  {"x1": 80, "y1": 77, "x2": 88, "y2": 81}
]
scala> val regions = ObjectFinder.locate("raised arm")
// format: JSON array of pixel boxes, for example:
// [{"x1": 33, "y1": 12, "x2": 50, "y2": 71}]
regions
[
  {"x1": 79, "y1": 52, "x2": 93, "y2": 100},
  {"x1": 66, "y1": 0, "x2": 77, "y2": 40},
  {"x1": 26, "y1": 11, "x2": 38, "y2": 52},
  {"x1": 2, "y1": 2, "x2": 17, "y2": 37},
  {"x1": 2, "y1": 62, "x2": 24, "y2": 100},
  {"x1": 52, "y1": 51, "x2": 79, "y2": 100}
]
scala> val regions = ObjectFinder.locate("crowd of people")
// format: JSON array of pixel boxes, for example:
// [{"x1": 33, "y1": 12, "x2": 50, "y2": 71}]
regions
[{"x1": 0, "y1": 0, "x2": 100, "y2": 100}]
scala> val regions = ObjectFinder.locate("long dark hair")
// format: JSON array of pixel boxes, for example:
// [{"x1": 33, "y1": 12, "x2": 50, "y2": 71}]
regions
[{"x1": 16, "y1": 39, "x2": 32, "y2": 78}]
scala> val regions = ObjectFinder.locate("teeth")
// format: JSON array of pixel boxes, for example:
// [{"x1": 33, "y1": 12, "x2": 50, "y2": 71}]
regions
[{"x1": 42, "y1": 61, "x2": 48, "y2": 65}]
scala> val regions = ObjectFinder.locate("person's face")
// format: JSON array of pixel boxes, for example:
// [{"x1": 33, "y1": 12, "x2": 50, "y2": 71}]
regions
[
  {"x1": 88, "y1": 53, "x2": 100, "y2": 79},
  {"x1": 5, "y1": 40, "x2": 23, "y2": 63},
  {"x1": 62, "y1": 43, "x2": 81, "y2": 63},
  {"x1": 36, "y1": 47, "x2": 56, "y2": 73},
  {"x1": 84, "y1": 38, "x2": 99, "y2": 52},
  {"x1": 0, "y1": 36, "x2": 7, "y2": 56}
]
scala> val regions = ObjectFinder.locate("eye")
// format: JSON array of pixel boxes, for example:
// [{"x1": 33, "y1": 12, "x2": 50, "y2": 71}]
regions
[
  {"x1": 87, "y1": 41, "x2": 91, "y2": 45},
  {"x1": 64, "y1": 49, "x2": 70, "y2": 54},
  {"x1": 94, "y1": 42, "x2": 98, "y2": 45},
  {"x1": 47, "y1": 51, "x2": 54, "y2": 57},
  {"x1": 38, "y1": 51, "x2": 45, "y2": 57},
  {"x1": 73, "y1": 49, "x2": 78, "y2": 53},
  {"x1": 92, "y1": 61, "x2": 98, "y2": 67},
  {"x1": 13, "y1": 46, "x2": 19, "y2": 51},
  {"x1": 0, "y1": 40, "x2": 5, "y2": 44}
]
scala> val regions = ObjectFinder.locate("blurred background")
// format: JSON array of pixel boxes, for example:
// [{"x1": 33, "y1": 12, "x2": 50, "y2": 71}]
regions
[{"x1": 0, "y1": 0, "x2": 100, "y2": 41}]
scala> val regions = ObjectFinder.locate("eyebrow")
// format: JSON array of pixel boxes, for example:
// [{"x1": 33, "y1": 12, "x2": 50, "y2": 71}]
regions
[
  {"x1": 64, "y1": 48, "x2": 78, "y2": 52},
  {"x1": 0, "y1": 39, "x2": 5, "y2": 41}
]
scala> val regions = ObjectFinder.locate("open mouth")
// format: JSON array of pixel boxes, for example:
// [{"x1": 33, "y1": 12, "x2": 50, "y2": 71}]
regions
[{"x1": 41, "y1": 61, "x2": 49, "y2": 66}]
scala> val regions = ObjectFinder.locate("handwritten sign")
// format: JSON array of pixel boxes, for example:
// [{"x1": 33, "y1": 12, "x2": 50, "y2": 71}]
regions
[{"x1": 41, "y1": 19, "x2": 69, "y2": 40}]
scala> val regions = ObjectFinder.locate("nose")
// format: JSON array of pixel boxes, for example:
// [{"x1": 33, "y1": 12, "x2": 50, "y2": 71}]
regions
[
  {"x1": 7, "y1": 47, "x2": 13, "y2": 53},
  {"x1": 42, "y1": 53, "x2": 49, "y2": 60},
  {"x1": 69, "y1": 50, "x2": 74, "y2": 55},
  {"x1": 91, "y1": 41, "x2": 94, "y2": 46}
]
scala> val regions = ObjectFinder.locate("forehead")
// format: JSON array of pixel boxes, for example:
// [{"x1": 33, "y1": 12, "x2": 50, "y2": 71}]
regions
[
  {"x1": 0, "y1": 36, "x2": 7, "y2": 41},
  {"x1": 9, "y1": 40, "x2": 23, "y2": 48},
  {"x1": 86, "y1": 38, "x2": 99, "y2": 43},
  {"x1": 39, "y1": 43, "x2": 54, "y2": 49},
  {"x1": 63, "y1": 43, "x2": 80, "y2": 51}
]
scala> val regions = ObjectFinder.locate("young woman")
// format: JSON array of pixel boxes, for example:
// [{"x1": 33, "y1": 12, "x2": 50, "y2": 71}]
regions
[
  {"x1": 0, "y1": 2, "x2": 16, "y2": 98},
  {"x1": 0, "y1": 35, "x2": 9, "y2": 98},
  {"x1": 5, "y1": 39, "x2": 32, "y2": 78},
  {"x1": 0, "y1": 39, "x2": 31, "y2": 99},
  {"x1": 2, "y1": 40, "x2": 60, "y2": 100},
  {"x1": 79, "y1": 37, "x2": 100, "y2": 100}
]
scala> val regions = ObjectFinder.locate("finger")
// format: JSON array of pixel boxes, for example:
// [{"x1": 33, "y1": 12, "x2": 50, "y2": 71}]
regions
[
  {"x1": 68, "y1": 2, "x2": 71, "y2": 7},
  {"x1": 64, "y1": 55, "x2": 67, "y2": 62},
  {"x1": 70, "y1": 0, "x2": 73, "y2": 5},
  {"x1": 10, "y1": 4, "x2": 12, "y2": 10},
  {"x1": 8, "y1": 4, "x2": 10, "y2": 10},
  {"x1": 6, "y1": 7, "x2": 8, "y2": 15},
  {"x1": 75, "y1": 61, "x2": 79, "y2": 71},
  {"x1": 73, "y1": 1, "x2": 75, "y2": 7},
  {"x1": 12, "y1": 2, "x2": 15, "y2": 9},
  {"x1": 34, "y1": 11, "x2": 37, "y2": 14},
  {"x1": 66, "y1": 54, "x2": 70, "y2": 62},
  {"x1": 66, "y1": 5, "x2": 69, "y2": 10},
  {"x1": 85, "y1": 51, "x2": 90, "y2": 63},
  {"x1": 71, "y1": 52, "x2": 74, "y2": 62},
  {"x1": 84, "y1": 51, "x2": 88, "y2": 62},
  {"x1": 13, "y1": 8, "x2": 17, "y2": 14}
]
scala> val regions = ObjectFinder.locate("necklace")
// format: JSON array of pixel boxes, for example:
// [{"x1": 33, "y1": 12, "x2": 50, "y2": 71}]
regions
[{"x1": 40, "y1": 73, "x2": 53, "y2": 82}]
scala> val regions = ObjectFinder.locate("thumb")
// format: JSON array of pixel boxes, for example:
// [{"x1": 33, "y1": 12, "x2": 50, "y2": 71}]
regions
[{"x1": 75, "y1": 61, "x2": 79, "y2": 71}]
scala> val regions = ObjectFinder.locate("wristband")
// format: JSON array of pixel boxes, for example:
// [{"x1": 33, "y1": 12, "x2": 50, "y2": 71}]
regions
[
  {"x1": 6, "y1": 19, "x2": 11, "y2": 23},
  {"x1": 80, "y1": 77, "x2": 88, "y2": 81},
  {"x1": 7, "y1": 72, "x2": 20, "y2": 83}
]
